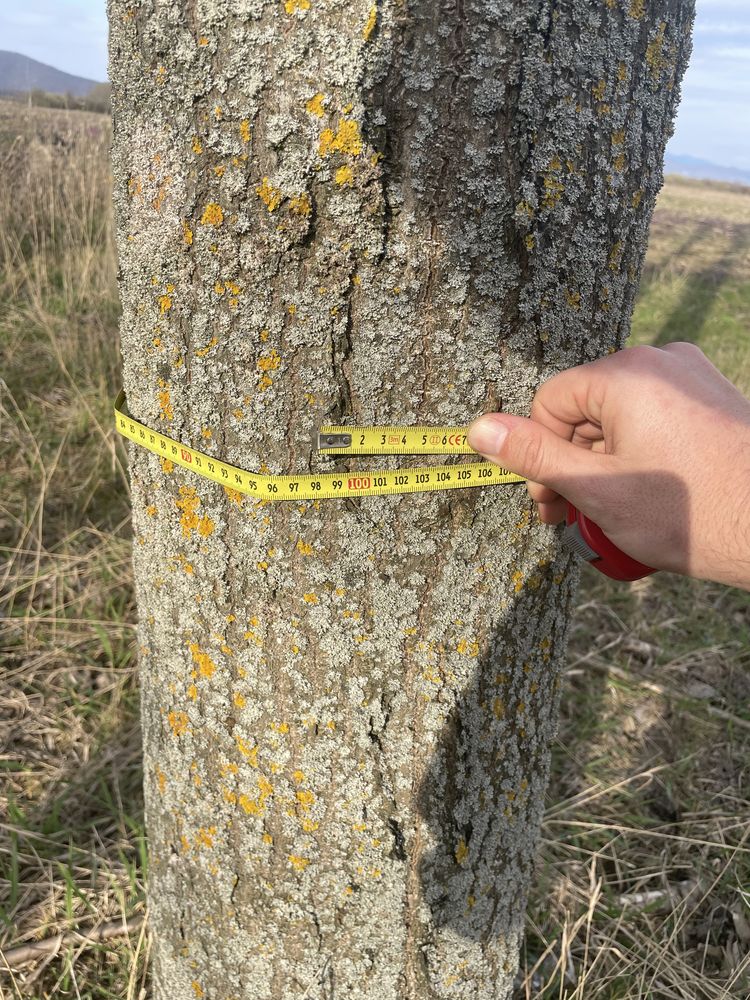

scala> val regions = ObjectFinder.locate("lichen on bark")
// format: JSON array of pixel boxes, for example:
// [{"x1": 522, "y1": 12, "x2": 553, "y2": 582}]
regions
[{"x1": 108, "y1": 0, "x2": 694, "y2": 996}]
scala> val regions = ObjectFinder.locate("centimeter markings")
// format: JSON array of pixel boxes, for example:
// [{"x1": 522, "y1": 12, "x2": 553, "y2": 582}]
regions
[{"x1": 113, "y1": 391, "x2": 525, "y2": 501}]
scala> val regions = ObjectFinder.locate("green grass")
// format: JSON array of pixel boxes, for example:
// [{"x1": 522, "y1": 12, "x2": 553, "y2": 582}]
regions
[{"x1": 0, "y1": 100, "x2": 748, "y2": 998}]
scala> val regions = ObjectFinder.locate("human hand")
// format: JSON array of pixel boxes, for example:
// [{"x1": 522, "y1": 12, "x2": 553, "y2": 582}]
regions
[{"x1": 467, "y1": 344, "x2": 750, "y2": 590}]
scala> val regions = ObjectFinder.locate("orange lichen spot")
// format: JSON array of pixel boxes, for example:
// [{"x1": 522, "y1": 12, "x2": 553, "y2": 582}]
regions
[
  {"x1": 168, "y1": 710, "x2": 189, "y2": 736},
  {"x1": 289, "y1": 192, "x2": 312, "y2": 217},
  {"x1": 629, "y1": 0, "x2": 644, "y2": 18},
  {"x1": 257, "y1": 560, "x2": 269, "y2": 571},
  {"x1": 240, "y1": 119, "x2": 251, "y2": 143},
  {"x1": 224, "y1": 487, "x2": 244, "y2": 506},
  {"x1": 303, "y1": 592, "x2": 318, "y2": 605},
  {"x1": 198, "y1": 35, "x2": 209, "y2": 45},
  {"x1": 188, "y1": 641, "x2": 217, "y2": 679},
  {"x1": 296, "y1": 789, "x2": 315, "y2": 809},
  {"x1": 156, "y1": 767, "x2": 167, "y2": 794},
  {"x1": 196, "y1": 827, "x2": 216, "y2": 849},
  {"x1": 158, "y1": 293, "x2": 173, "y2": 314},
  {"x1": 258, "y1": 349, "x2": 282, "y2": 372},
  {"x1": 201, "y1": 427, "x2": 212, "y2": 439},
  {"x1": 236, "y1": 737, "x2": 259, "y2": 766},
  {"x1": 455, "y1": 838, "x2": 469, "y2": 865},
  {"x1": 456, "y1": 638, "x2": 479, "y2": 657},
  {"x1": 176, "y1": 486, "x2": 200, "y2": 535},
  {"x1": 493, "y1": 697, "x2": 505, "y2": 720},
  {"x1": 306, "y1": 92, "x2": 326, "y2": 117},
  {"x1": 195, "y1": 336, "x2": 218, "y2": 358},
  {"x1": 160, "y1": 457, "x2": 174, "y2": 473},
  {"x1": 262, "y1": 832, "x2": 273, "y2": 844},
  {"x1": 288, "y1": 854, "x2": 309, "y2": 871},
  {"x1": 158, "y1": 389, "x2": 174, "y2": 421},
  {"x1": 198, "y1": 515, "x2": 215, "y2": 537},
  {"x1": 296, "y1": 539, "x2": 314, "y2": 556},
  {"x1": 213, "y1": 164, "x2": 226, "y2": 178},
  {"x1": 319, "y1": 119, "x2": 362, "y2": 157},
  {"x1": 192, "y1": 982, "x2": 204, "y2": 998},
  {"x1": 187, "y1": 683, "x2": 198, "y2": 700},
  {"x1": 335, "y1": 164, "x2": 354, "y2": 187},
  {"x1": 511, "y1": 570, "x2": 525, "y2": 593},
  {"x1": 256, "y1": 176, "x2": 283, "y2": 212},
  {"x1": 363, "y1": 5, "x2": 377, "y2": 40},
  {"x1": 233, "y1": 692, "x2": 246, "y2": 709},
  {"x1": 192, "y1": 135, "x2": 203, "y2": 155},
  {"x1": 565, "y1": 289, "x2": 581, "y2": 311},
  {"x1": 146, "y1": 504, "x2": 157, "y2": 517},
  {"x1": 181, "y1": 220, "x2": 194, "y2": 246},
  {"x1": 200, "y1": 202, "x2": 224, "y2": 226}
]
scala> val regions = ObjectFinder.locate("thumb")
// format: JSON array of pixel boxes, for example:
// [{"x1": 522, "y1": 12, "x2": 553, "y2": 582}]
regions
[{"x1": 467, "y1": 413, "x2": 611, "y2": 500}]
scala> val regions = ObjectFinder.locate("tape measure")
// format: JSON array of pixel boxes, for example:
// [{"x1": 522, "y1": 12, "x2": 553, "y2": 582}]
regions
[{"x1": 113, "y1": 390, "x2": 525, "y2": 501}]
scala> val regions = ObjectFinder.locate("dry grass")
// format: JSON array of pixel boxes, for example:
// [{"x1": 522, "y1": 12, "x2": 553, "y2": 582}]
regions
[{"x1": 1, "y1": 101, "x2": 749, "y2": 998}]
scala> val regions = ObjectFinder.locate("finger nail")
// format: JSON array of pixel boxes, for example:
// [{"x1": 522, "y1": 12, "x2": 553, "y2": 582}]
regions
[{"x1": 467, "y1": 414, "x2": 509, "y2": 455}]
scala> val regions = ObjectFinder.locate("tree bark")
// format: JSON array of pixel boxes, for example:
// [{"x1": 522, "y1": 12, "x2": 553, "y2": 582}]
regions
[{"x1": 108, "y1": 1, "x2": 694, "y2": 997}]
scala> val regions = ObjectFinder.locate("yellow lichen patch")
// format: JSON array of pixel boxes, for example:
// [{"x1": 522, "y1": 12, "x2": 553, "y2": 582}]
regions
[
  {"x1": 512, "y1": 570, "x2": 525, "y2": 593},
  {"x1": 303, "y1": 592, "x2": 318, "y2": 605},
  {"x1": 192, "y1": 982, "x2": 204, "y2": 998},
  {"x1": 198, "y1": 35, "x2": 209, "y2": 45},
  {"x1": 161, "y1": 457, "x2": 173, "y2": 473},
  {"x1": 525, "y1": 235, "x2": 535, "y2": 250},
  {"x1": 195, "y1": 336, "x2": 218, "y2": 358},
  {"x1": 629, "y1": 0, "x2": 644, "y2": 18},
  {"x1": 565, "y1": 289, "x2": 581, "y2": 311},
  {"x1": 305, "y1": 92, "x2": 325, "y2": 117},
  {"x1": 157, "y1": 388, "x2": 174, "y2": 422},
  {"x1": 233, "y1": 692, "x2": 246, "y2": 708},
  {"x1": 256, "y1": 176, "x2": 283, "y2": 212},
  {"x1": 156, "y1": 767, "x2": 167, "y2": 794},
  {"x1": 456, "y1": 639, "x2": 479, "y2": 657},
  {"x1": 284, "y1": 0, "x2": 310, "y2": 11},
  {"x1": 288, "y1": 854, "x2": 310, "y2": 871},
  {"x1": 609, "y1": 241, "x2": 623, "y2": 272},
  {"x1": 296, "y1": 539, "x2": 314, "y2": 556},
  {"x1": 319, "y1": 119, "x2": 362, "y2": 157},
  {"x1": 455, "y1": 838, "x2": 469, "y2": 865},
  {"x1": 289, "y1": 192, "x2": 312, "y2": 216},
  {"x1": 196, "y1": 826, "x2": 216, "y2": 848},
  {"x1": 191, "y1": 136, "x2": 203, "y2": 155},
  {"x1": 224, "y1": 486, "x2": 243, "y2": 506},
  {"x1": 240, "y1": 119, "x2": 251, "y2": 143},
  {"x1": 236, "y1": 737, "x2": 259, "y2": 767},
  {"x1": 182, "y1": 221, "x2": 194, "y2": 246},
  {"x1": 363, "y1": 5, "x2": 377, "y2": 40},
  {"x1": 646, "y1": 21, "x2": 668, "y2": 76},
  {"x1": 187, "y1": 683, "x2": 197, "y2": 701},
  {"x1": 493, "y1": 697, "x2": 505, "y2": 720},
  {"x1": 188, "y1": 641, "x2": 217, "y2": 679},
  {"x1": 592, "y1": 79, "x2": 607, "y2": 101},
  {"x1": 271, "y1": 721, "x2": 289, "y2": 734},
  {"x1": 200, "y1": 202, "x2": 224, "y2": 226},
  {"x1": 176, "y1": 487, "x2": 200, "y2": 536},
  {"x1": 257, "y1": 349, "x2": 282, "y2": 372},
  {"x1": 262, "y1": 832, "x2": 273, "y2": 844},
  {"x1": 613, "y1": 152, "x2": 626, "y2": 173},
  {"x1": 198, "y1": 515, "x2": 215, "y2": 537},
  {"x1": 168, "y1": 710, "x2": 189, "y2": 736},
  {"x1": 292, "y1": 769, "x2": 305, "y2": 784},
  {"x1": 633, "y1": 190, "x2": 644, "y2": 209},
  {"x1": 296, "y1": 789, "x2": 315, "y2": 810},
  {"x1": 612, "y1": 129, "x2": 625, "y2": 147},
  {"x1": 146, "y1": 504, "x2": 157, "y2": 517},
  {"x1": 213, "y1": 164, "x2": 226, "y2": 178},
  {"x1": 335, "y1": 164, "x2": 354, "y2": 187}
]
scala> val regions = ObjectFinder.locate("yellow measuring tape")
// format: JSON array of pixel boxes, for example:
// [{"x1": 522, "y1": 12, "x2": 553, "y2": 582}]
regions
[{"x1": 114, "y1": 390, "x2": 525, "y2": 501}]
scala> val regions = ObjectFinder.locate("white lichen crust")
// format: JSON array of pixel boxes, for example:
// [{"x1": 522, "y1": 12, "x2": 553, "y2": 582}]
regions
[{"x1": 108, "y1": 0, "x2": 694, "y2": 996}]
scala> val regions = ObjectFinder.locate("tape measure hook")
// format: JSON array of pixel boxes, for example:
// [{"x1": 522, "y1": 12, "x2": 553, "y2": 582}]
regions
[{"x1": 317, "y1": 431, "x2": 352, "y2": 450}]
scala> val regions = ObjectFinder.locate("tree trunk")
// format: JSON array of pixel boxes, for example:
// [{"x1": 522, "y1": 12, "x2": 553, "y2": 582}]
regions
[{"x1": 108, "y1": 1, "x2": 693, "y2": 996}]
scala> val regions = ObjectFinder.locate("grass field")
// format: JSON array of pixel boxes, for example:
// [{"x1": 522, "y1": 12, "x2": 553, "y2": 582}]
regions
[{"x1": 1, "y1": 101, "x2": 749, "y2": 999}]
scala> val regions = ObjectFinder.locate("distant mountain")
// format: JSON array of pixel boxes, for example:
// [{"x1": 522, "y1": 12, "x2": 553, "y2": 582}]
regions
[
  {"x1": 664, "y1": 153, "x2": 750, "y2": 188},
  {"x1": 0, "y1": 51, "x2": 100, "y2": 98}
]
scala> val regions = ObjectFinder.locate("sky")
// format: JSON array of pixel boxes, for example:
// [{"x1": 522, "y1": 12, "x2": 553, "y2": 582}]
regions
[{"x1": 0, "y1": 0, "x2": 749, "y2": 171}]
